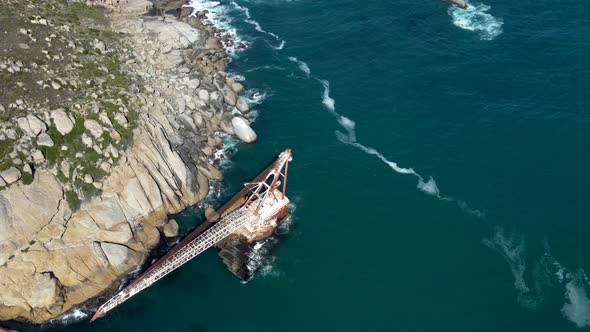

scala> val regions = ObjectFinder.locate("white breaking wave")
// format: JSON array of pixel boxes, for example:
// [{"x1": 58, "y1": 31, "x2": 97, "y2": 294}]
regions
[
  {"x1": 51, "y1": 308, "x2": 87, "y2": 325},
  {"x1": 318, "y1": 78, "x2": 483, "y2": 217},
  {"x1": 232, "y1": 0, "x2": 285, "y2": 47},
  {"x1": 183, "y1": 0, "x2": 249, "y2": 57},
  {"x1": 258, "y1": 256, "x2": 283, "y2": 278},
  {"x1": 448, "y1": 1, "x2": 503, "y2": 41},
  {"x1": 562, "y1": 269, "x2": 590, "y2": 328},
  {"x1": 288, "y1": 56, "x2": 311, "y2": 76}
]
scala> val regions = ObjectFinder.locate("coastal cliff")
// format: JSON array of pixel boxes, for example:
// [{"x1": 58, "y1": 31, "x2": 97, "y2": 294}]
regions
[{"x1": 0, "y1": 0, "x2": 256, "y2": 324}]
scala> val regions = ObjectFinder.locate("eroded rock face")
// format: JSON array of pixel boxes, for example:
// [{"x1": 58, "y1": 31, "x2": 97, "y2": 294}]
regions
[
  {"x1": 100, "y1": 242, "x2": 133, "y2": 269},
  {"x1": 23, "y1": 272, "x2": 64, "y2": 312},
  {"x1": 0, "y1": 0, "x2": 241, "y2": 324}
]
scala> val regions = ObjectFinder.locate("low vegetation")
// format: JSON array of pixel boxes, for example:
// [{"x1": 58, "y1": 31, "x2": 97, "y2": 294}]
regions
[{"x1": 0, "y1": 0, "x2": 140, "y2": 211}]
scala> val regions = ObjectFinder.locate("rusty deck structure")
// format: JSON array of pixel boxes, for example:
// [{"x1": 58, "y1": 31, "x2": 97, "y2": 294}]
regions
[{"x1": 90, "y1": 149, "x2": 293, "y2": 322}]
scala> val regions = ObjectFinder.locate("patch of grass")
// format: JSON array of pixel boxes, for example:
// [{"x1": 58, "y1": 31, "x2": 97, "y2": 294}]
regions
[
  {"x1": 85, "y1": 165, "x2": 107, "y2": 182},
  {"x1": 0, "y1": 159, "x2": 14, "y2": 172},
  {"x1": 65, "y1": 190, "x2": 81, "y2": 212},
  {"x1": 100, "y1": 131, "x2": 112, "y2": 149},
  {"x1": 21, "y1": 172, "x2": 33, "y2": 185}
]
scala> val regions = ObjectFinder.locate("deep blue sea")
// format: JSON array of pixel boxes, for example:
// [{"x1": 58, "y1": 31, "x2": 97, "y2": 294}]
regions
[{"x1": 23, "y1": 0, "x2": 590, "y2": 331}]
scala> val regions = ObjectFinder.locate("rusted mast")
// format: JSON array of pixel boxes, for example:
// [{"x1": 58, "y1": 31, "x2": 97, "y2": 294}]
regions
[{"x1": 90, "y1": 149, "x2": 292, "y2": 322}]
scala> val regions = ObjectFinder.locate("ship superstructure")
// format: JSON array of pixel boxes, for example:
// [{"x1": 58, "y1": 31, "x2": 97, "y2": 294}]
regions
[{"x1": 90, "y1": 149, "x2": 293, "y2": 322}]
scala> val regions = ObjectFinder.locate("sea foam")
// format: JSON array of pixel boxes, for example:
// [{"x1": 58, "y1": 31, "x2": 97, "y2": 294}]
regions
[
  {"x1": 288, "y1": 57, "x2": 311, "y2": 76},
  {"x1": 231, "y1": 0, "x2": 285, "y2": 48},
  {"x1": 448, "y1": 1, "x2": 503, "y2": 40},
  {"x1": 482, "y1": 227, "x2": 542, "y2": 309},
  {"x1": 183, "y1": 0, "x2": 249, "y2": 57},
  {"x1": 562, "y1": 270, "x2": 590, "y2": 328},
  {"x1": 317, "y1": 78, "x2": 483, "y2": 217}
]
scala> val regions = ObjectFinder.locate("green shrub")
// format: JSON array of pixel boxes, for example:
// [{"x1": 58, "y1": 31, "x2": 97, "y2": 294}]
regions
[
  {"x1": 65, "y1": 190, "x2": 81, "y2": 212},
  {"x1": 21, "y1": 172, "x2": 34, "y2": 185}
]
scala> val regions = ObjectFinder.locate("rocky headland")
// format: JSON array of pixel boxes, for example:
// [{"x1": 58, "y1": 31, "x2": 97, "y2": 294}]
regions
[{"x1": 0, "y1": 0, "x2": 257, "y2": 324}]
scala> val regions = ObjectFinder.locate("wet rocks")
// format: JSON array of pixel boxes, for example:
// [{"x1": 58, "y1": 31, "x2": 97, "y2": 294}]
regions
[
  {"x1": 222, "y1": 85, "x2": 237, "y2": 106},
  {"x1": 232, "y1": 117, "x2": 257, "y2": 143},
  {"x1": 163, "y1": 219, "x2": 179, "y2": 238},
  {"x1": 236, "y1": 97, "x2": 249, "y2": 114}
]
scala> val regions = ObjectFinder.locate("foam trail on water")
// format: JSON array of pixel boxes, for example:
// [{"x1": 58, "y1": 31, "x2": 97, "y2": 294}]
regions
[
  {"x1": 288, "y1": 57, "x2": 311, "y2": 76},
  {"x1": 232, "y1": 0, "x2": 285, "y2": 47},
  {"x1": 448, "y1": 1, "x2": 503, "y2": 40},
  {"x1": 417, "y1": 177, "x2": 440, "y2": 196},
  {"x1": 274, "y1": 40, "x2": 286, "y2": 50},
  {"x1": 482, "y1": 228, "x2": 542, "y2": 309},
  {"x1": 319, "y1": 79, "x2": 336, "y2": 112},
  {"x1": 562, "y1": 269, "x2": 590, "y2": 328},
  {"x1": 318, "y1": 78, "x2": 484, "y2": 217}
]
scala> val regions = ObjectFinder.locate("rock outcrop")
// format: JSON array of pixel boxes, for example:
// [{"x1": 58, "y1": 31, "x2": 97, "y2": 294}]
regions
[{"x1": 0, "y1": 0, "x2": 260, "y2": 324}]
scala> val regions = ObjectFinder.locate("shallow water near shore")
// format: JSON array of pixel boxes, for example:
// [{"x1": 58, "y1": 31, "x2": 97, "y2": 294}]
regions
[{"x1": 17, "y1": 0, "x2": 590, "y2": 331}]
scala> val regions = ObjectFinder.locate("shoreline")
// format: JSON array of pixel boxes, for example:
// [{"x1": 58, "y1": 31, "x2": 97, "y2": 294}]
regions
[{"x1": 0, "y1": 0, "x2": 260, "y2": 326}]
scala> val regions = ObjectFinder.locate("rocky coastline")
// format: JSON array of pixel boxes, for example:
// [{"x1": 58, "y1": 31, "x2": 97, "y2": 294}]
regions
[{"x1": 0, "y1": 0, "x2": 258, "y2": 325}]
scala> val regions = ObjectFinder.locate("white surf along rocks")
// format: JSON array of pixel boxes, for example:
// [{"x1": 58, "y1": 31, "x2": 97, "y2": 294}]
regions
[{"x1": 0, "y1": 0, "x2": 258, "y2": 324}]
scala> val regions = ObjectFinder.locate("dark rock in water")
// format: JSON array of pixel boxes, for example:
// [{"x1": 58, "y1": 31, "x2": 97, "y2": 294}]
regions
[{"x1": 446, "y1": 0, "x2": 467, "y2": 9}]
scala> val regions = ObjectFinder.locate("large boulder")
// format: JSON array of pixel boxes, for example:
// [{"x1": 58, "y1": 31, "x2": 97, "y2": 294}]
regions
[
  {"x1": 16, "y1": 117, "x2": 34, "y2": 137},
  {"x1": 26, "y1": 114, "x2": 47, "y2": 136},
  {"x1": 236, "y1": 97, "x2": 250, "y2": 114},
  {"x1": 231, "y1": 117, "x2": 257, "y2": 143},
  {"x1": 50, "y1": 109, "x2": 74, "y2": 135},
  {"x1": 0, "y1": 167, "x2": 21, "y2": 184},
  {"x1": 163, "y1": 219, "x2": 179, "y2": 238},
  {"x1": 198, "y1": 89, "x2": 209, "y2": 103},
  {"x1": 114, "y1": 113, "x2": 128, "y2": 127},
  {"x1": 37, "y1": 133, "x2": 54, "y2": 147},
  {"x1": 230, "y1": 81, "x2": 245, "y2": 95},
  {"x1": 84, "y1": 119, "x2": 104, "y2": 139},
  {"x1": 100, "y1": 242, "x2": 132, "y2": 269},
  {"x1": 32, "y1": 150, "x2": 45, "y2": 164},
  {"x1": 23, "y1": 272, "x2": 63, "y2": 310},
  {"x1": 222, "y1": 86, "x2": 237, "y2": 106}
]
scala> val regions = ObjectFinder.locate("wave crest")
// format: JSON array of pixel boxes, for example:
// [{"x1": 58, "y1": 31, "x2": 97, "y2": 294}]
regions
[{"x1": 448, "y1": 1, "x2": 503, "y2": 40}]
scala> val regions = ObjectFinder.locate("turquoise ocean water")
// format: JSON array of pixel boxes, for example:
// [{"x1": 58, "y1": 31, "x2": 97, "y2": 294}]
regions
[{"x1": 21, "y1": 0, "x2": 590, "y2": 331}]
